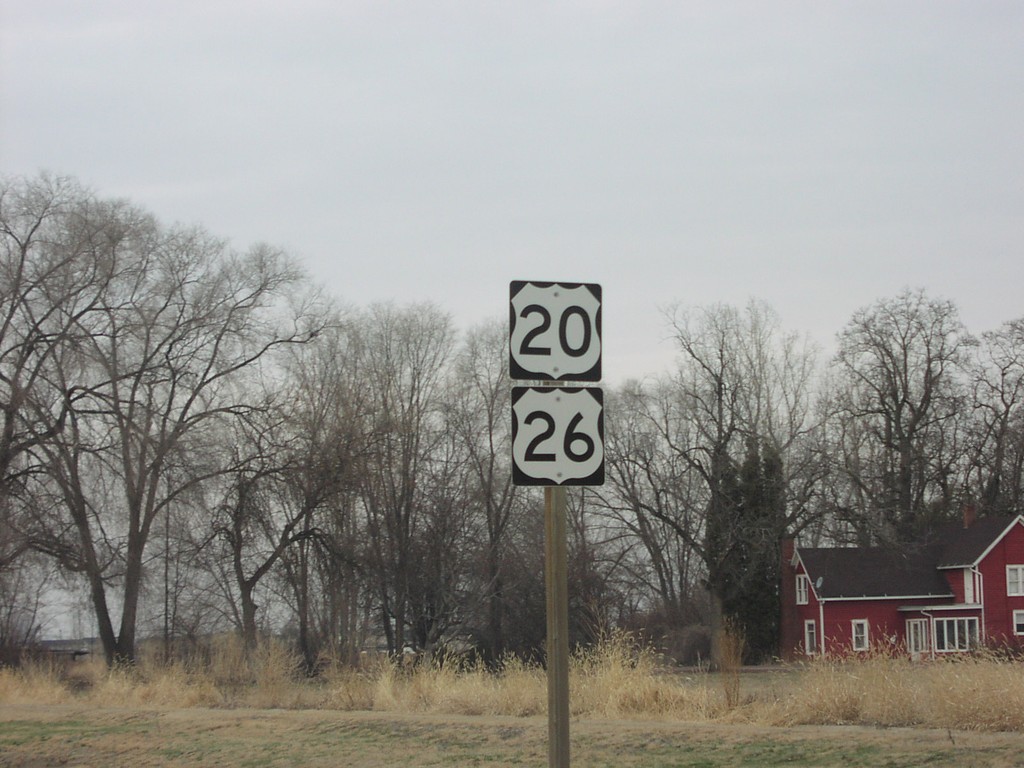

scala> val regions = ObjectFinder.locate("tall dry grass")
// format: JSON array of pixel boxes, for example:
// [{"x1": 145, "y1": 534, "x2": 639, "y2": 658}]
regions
[
  {"x1": 771, "y1": 649, "x2": 1024, "y2": 731},
  {"x1": 3, "y1": 636, "x2": 1024, "y2": 732},
  {"x1": 0, "y1": 659, "x2": 73, "y2": 705},
  {"x1": 570, "y1": 630, "x2": 717, "y2": 719},
  {"x1": 0, "y1": 655, "x2": 221, "y2": 709},
  {"x1": 361, "y1": 651, "x2": 547, "y2": 716},
  {"x1": 716, "y1": 618, "x2": 745, "y2": 709}
]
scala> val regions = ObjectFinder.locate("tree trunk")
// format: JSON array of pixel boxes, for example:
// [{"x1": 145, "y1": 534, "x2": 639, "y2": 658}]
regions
[
  {"x1": 487, "y1": 544, "x2": 504, "y2": 662},
  {"x1": 708, "y1": 588, "x2": 725, "y2": 671},
  {"x1": 114, "y1": 541, "x2": 147, "y2": 665},
  {"x1": 240, "y1": 581, "x2": 259, "y2": 652},
  {"x1": 87, "y1": 571, "x2": 119, "y2": 667},
  {"x1": 296, "y1": 532, "x2": 315, "y2": 673}
]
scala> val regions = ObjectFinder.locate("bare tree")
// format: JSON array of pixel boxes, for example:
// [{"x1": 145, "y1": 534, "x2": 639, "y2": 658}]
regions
[
  {"x1": 966, "y1": 317, "x2": 1024, "y2": 515},
  {"x1": 599, "y1": 380, "x2": 705, "y2": 627},
  {"x1": 19, "y1": 188, "x2": 317, "y2": 664},
  {"x1": 601, "y1": 300, "x2": 819, "y2": 663},
  {"x1": 447, "y1": 318, "x2": 519, "y2": 660},
  {"x1": 827, "y1": 289, "x2": 973, "y2": 544},
  {"x1": 272, "y1": 319, "x2": 366, "y2": 667},
  {"x1": 0, "y1": 175, "x2": 132, "y2": 570},
  {"x1": 356, "y1": 302, "x2": 455, "y2": 654},
  {"x1": 0, "y1": 552, "x2": 51, "y2": 659}
]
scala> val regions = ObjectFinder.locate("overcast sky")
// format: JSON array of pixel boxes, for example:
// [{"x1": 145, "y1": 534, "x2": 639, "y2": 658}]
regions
[{"x1": 2, "y1": 1, "x2": 1022, "y2": 383}]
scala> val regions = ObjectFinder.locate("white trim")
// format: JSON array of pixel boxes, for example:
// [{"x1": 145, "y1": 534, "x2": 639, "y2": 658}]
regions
[
  {"x1": 792, "y1": 552, "x2": 823, "y2": 602},
  {"x1": 976, "y1": 568, "x2": 985, "y2": 644},
  {"x1": 898, "y1": 603, "x2": 982, "y2": 612},
  {"x1": 822, "y1": 593, "x2": 953, "y2": 603},
  {"x1": 819, "y1": 601, "x2": 825, "y2": 655},
  {"x1": 906, "y1": 618, "x2": 929, "y2": 655},
  {"x1": 933, "y1": 616, "x2": 980, "y2": 653},
  {"x1": 851, "y1": 619, "x2": 869, "y2": 651},
  {"x1": 1007, "y1": 565, "x2": 1024, "y2": 597},
  {"x1": 1014, "y1": 610, "x2": 1024, "y2": 636},
  {"x1": 804, "y1": 619, "x2": 818, "y2": 656},
  {"x1": 796, "y1": 574, "x2": 809, "y2": 605}
]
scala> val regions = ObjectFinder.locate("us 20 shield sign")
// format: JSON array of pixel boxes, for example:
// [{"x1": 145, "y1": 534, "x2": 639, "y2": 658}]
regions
[
  {"x1": 511, "y1": 387, "x2": 604, "y2": 486},
  {"x1": 509, "y1": 281, "x2": 601, "y2": 382}
]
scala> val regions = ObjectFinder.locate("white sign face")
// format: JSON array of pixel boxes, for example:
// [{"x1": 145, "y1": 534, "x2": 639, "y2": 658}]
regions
[
  {"x1": 509, "y1": 281, "x2": 601, "y2": 381},
  {"x1": 511, "y1": 387, "x2": 604, "y2": 486}
]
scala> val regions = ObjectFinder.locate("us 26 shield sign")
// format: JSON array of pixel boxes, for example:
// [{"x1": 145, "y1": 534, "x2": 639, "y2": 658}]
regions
[{"x1": 511, "y1": 386, "x2": 604, "y2": 486}]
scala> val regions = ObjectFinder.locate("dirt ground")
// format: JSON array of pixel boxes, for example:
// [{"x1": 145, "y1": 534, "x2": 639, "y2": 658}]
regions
[{"x1": 1, "y1": 704, "x2": 1023, "y2": 767}]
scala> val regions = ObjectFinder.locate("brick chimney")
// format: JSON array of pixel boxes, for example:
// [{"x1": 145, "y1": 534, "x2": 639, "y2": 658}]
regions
[
  {"x1": 963, "y1": 504, "x2": 977, "y2": 529},
  {"x1": 779, "y1": 536, "x2": 799, "y2": 661},
  {"x1": 781, "y1": 536, "x2": 796, "y2": 566}
]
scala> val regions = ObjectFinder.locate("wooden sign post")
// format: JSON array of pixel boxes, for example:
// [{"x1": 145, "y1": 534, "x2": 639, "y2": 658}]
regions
[
  {"x1": 510, "y1": 281, "x2": 604, "y2": 768},
  {"x1": 545, "y1": 485, "x2": 570, "y2": 768}
]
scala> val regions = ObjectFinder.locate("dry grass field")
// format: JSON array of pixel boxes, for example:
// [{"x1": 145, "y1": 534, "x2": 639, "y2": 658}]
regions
[
  {"x1": 4, "y1": 705, "x2": 1024, "y2": 767},
  {"x1": 3, "y1": 636, "x2": 1024, "y2": 766}
]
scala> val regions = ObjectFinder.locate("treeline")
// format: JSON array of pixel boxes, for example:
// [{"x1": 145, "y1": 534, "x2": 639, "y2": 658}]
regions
[{"x1": 1, "y1": 174, "x2": 1022, "y2": 667}]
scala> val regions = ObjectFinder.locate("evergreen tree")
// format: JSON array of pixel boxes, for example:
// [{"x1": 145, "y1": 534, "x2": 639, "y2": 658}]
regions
[{"x1": 714, "y1": 438, "x2": 787, "y2": 663}]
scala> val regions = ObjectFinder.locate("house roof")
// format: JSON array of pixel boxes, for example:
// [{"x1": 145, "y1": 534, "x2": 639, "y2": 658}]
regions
[
  {"x1": 796, "y1": 514, "x2": 1024, "y2": 600},
  {"x1": 798, "y1": 545, "x2": 952, "y2": 600},
  {"x1": 932, "y1": 515, "x2": 1022, "y2": 568}
]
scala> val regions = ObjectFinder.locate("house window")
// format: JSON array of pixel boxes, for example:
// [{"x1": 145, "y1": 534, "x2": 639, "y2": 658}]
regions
[
  {"x1": 964, "y1": 569, "x2": 975, "y2": 603},
  {"x1": 851, "y1": 619, "x2": 869, "y2": 652},
  {"x1": 906, "y1": 619, "x2": 929, "y2": 654},
  {"x1": 1008, "y1": 566, "x2": 1024, "y2": 596},
  {"x1": 1014, "y1": 611, "x2": 1024, "y2": 636},
  {"x1": 804, "y1": 619, "x2": 817, "y2": 656},
  {"x1": 796, "y1": 574, "x2": 809, "y2": 605},
  {"x1": 934, "y1": 617, "x2": 979, "y2": 652}
]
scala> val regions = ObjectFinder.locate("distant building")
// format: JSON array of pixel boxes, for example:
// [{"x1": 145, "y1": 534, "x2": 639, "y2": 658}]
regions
[{"x1": 780, "y1": 511, "x2": 1024, "y2": 659}]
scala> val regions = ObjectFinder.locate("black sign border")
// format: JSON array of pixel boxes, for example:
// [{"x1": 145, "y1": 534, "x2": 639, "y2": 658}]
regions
[{"x1": 509, "y1": 281, "x2": 602, "y2": 382}]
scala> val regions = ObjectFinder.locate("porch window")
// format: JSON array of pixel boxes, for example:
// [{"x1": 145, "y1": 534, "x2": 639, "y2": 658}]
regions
[
  {"x1": 1014, "y1": 610, "x2": 1024, "y2": 636},
  {"x1": 804, "y1": 619, "x2": 817, "y2": 656},
  {"x1": 934, "y1": 617, "x2": 979, "y2": 652},
  {"x1": 906, "y1": 618, "x2": 929, "y2": 654},
  {"x1": 796, "y1": 574, "x2": 809, "y2": 605},
  {"x1": 851, "y1": 619, "x2": 869, "y2": 651},
  {"x1": 1008, "y1": 565, "x2": 1024, "y2": 596}
]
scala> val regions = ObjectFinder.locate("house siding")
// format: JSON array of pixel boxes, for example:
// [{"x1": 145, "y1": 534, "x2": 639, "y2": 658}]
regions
[
  {"x1": 779, "y1": 538, "x2": 802, "y2": 658},
  {"x1": 820, "y1": 598, "x2": 944, "y2": 655},
  {"x1": 782, "y1": 558, "x2": 822, "y2": 658},
  {"x1": 780, "y1": 516, "x2": 1024, "y2": 659},
  {"x1": 978, "y1": 520, "x2": 1024, "y2": 644},
  {"x1": 944, "y1": 568, "x2": 973, "y2": 603}
]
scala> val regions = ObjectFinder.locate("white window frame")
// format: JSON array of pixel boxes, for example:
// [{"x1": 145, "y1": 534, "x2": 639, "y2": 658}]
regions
[
  {"x1": 933, "y1": 617, "x2": 979, "y2": 652},
  {"x1": 851, "y1": 619, "x2": 869, "y2": 652},
  {"x1": 1007, "y1": 565, "x2": 1024, "y2": 597},
  {"x1": 964, "y1": 569, "x2": 975, "y2": 603},
  {"x1": 796, "y1": 574, "x2": 809, "y2": 605},
  {"x1": 1014, "y1": 610, "x2": 1024, "y2": 637},
  {"x1": 906, "y1": 618, "x2": 929, "y2": 654},
  {"x1": 804, "y1": 619, "x2": 817, "y2": 656}
]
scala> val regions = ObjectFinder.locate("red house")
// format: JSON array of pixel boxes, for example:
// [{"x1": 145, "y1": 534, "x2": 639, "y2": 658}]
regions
[{"x1": 780, "y1": 512, "x2": 1024, "y2": 659}]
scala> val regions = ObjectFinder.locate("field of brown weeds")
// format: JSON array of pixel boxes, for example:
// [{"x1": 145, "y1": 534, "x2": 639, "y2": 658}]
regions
[{"x1": 3, "y1": 635, "x2": 1024, "y2": 733}]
